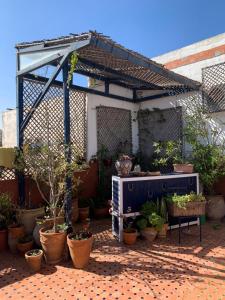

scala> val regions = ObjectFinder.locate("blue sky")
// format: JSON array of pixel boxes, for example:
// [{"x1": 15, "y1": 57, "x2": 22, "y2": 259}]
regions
[{"x1": 0, "y1": 0, "x2": 225, "y2": 128}]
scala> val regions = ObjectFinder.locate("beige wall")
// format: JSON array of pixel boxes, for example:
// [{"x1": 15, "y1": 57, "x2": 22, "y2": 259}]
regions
[{"x1": 2, "y1": 109, "x2": 17, "y2": 147}]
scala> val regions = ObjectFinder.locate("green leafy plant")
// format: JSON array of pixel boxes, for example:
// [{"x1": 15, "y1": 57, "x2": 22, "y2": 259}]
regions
[
  {"x1": 67, "y1": 51, "x2": 78, "y2": 87},
  {"x1": 148, "y1": 212, "x2": 165, "y2": 231},
  {"x1": 167, "y1": 192, "x2": 206, "y2": 209},
  {"x1": 0, "y1": 193, "x2": 15, "y2": 229},
  {"x1": 26, "y1": 249, "x2": 42, "y2": 256}
]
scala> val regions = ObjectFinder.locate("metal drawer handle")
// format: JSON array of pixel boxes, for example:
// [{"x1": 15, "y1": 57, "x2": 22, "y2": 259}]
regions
[
  {"x1": 148, "y1": 190, "x2": 153, "y2": 198},
  {"x1": 128, "y1": 183, "x2": 134, "y2": 192},
  {"x1": 162, "y1": 183, "x2": 167, "y2": 191}
]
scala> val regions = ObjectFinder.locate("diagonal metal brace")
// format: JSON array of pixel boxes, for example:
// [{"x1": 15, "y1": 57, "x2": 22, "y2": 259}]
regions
[{"x1": 20, "y1": 53, "x2": 69, "y2": 133}]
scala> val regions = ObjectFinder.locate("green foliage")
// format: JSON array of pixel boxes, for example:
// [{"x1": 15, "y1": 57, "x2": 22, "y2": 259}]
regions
[
  {"x1": 67, "y1": 52, "x2": 78, "y2": 87},
  {"x1": 153, "y1": 140, "x2": 185, "y2": 167},
  {"x1": 140, "y1": 201, "x2": 157, "y2": 218},
  {"x1": 167, "y1": 192, "x2": 206, "y2": 209},
  {"x1": 136, "y1": 218, "x2": 148, "y2": 230},
  {"x1": 148, "y1": 212, "x2": 164, "y2": 231},
  {"x1": 0, "y1": 193, "x2": 15, "y2": 229},
  {"x1": 160, "y1": 198, "x2": 167, "y2": 220}
]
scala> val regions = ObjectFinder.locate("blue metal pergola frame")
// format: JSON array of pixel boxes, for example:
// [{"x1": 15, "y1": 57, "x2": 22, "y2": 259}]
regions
[{"x1": 16, "y1": 31, "x2": 201, "y2": 223}]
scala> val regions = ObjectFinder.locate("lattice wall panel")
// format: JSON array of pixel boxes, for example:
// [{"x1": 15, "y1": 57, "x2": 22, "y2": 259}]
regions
[
  {"x1": 23, "y1": 79, "x2": 87, "y2": 158},
  {"x1": 0, "y1": 168, "x2": 16, "y2": 181},
  {"x1": 96, "y1": 106, "x2": 132, "y2": 156},
  {"x1": 202, "y1": 62, "x2": 225, "y2": 112},
  {"x1": 138, "y1": 107, "x2": 182, "y2": 171}
]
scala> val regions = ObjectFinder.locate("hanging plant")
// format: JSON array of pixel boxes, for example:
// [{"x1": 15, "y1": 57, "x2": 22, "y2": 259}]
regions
[{"x1": 67, "y1": 52, "x2": 79, "y2": 87}]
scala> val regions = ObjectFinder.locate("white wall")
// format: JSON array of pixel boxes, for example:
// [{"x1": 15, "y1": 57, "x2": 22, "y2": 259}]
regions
[
  {"x1": 86, "y1": 82, "x2": 139, "y2": 160},
  {"x1": 2, "y1": 109, "x2": 17, "y2": 147}
]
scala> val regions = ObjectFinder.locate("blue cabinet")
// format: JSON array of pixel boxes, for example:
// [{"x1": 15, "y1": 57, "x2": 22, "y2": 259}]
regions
[{"x1": 112, "y1": 173, "x2": 199, "y2": 241}]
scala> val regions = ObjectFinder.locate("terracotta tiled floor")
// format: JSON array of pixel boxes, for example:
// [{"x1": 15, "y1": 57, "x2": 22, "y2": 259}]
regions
[{"x1": 1, "y1": 220, "x2": 225, "y2": 300}]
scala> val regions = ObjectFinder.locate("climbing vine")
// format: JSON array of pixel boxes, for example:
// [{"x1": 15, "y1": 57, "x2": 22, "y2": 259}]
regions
[{"x1": 67, "y1": 51, "x2": 79, "y2": 87}]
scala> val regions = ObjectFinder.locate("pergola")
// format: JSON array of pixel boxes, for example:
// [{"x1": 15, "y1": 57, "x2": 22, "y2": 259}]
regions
[{"x1": 16, "y1": 30, "x2": 201, "y2": 222}]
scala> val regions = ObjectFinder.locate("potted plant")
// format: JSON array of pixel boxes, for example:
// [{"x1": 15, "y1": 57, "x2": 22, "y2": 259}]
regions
[
  {"x1": 17, "y1": 235, "x2": 33, "y2": 255},
  {"x1": 71, "y1": 177, "x2": 83, "y2": 224},
  {"x1": 93, "y1": 197, "x2": 109, "y2": 219},
  {"x1": 0, "y1": 193, "x2": 15, "y2": 251},
  {"x1": 115, "y1": 154, "x2": 133, "y2": 176},
  {"x1": 166, "y1": 192, "x2": 206, "y2": 217},
  {"x1": 8, "y1": 223, "x2": 25, "y2": 253},
  {"x1": 123, "y1": 219, "x2": 137, "y2": 245},
  {"x1": 136, "y1": 202, "x2": 163, "y2": 242},
  {"x1": 25, "y1": 249, "x2": 43, "y2": 272},
  {"x1": 153, "y1": 140, "x2": 193, "y2": 173},
  {"x1": 184, "y1": 97, "x2": 225, "y2": 220},
  {"x1": 67, "y1": 221, "x2": 93, "y2": 269}
]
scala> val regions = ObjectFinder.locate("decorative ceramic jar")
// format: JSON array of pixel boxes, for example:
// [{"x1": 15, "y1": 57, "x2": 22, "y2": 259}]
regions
[{"x1": 115, "y1": 155, "x2": 132, "y2": 176}]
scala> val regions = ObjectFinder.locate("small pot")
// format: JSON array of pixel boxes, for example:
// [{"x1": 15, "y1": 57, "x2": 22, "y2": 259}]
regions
[
  {"x1": 206, "y1": 195, "x2": 225, "y2": 221},
  {"x1": 158, "y1": 224, "x2": 169, "y2": 238},
  {"x1": 0, "y1": 229, "x2": 8, "y2": 251},
  {"x1": 141, "y1": 227, "x2": 157, "y2": 242},
  {"x1": 173, "y1": 164, "x2": 193, "y2": 174},
  {"x1": 17, "y1": 240, "x2": 33, "y2": 255},
  {"x1": 8, "y1": 224, "x2": 25, "y2": 253},
  {"x1": 67, "y1": 233, "x2": 93, "y2": 269},
  {"x1": 40, "y1": 227, "x2": 66, "y2": 264},
  {"x1": 78, "y1": 207, "x2": 90, "y2": 222},
  {"x1": 123, "y1": 229, "x2": 137, "y2": 245},
  {"x1": 93, "y1": 207, "x2": 109, "y2": 219},
  {"x1": 25, "y1": 249, "x2": 43, "y2": 272}
]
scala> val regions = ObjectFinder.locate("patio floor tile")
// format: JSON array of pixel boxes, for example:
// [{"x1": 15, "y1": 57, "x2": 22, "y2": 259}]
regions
[{"x1": 0, "y1": 220, "x2": 225, "y2": 299}]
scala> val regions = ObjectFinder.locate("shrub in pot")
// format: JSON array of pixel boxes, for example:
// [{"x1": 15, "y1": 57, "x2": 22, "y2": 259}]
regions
[
  {"x1": 67, "y1": 230, "x2": 93, "y2": 269},
  {"x1": 0, "y1": 193, "x2": 15, "y2": 251},
  {"x1": 184, "y1": 98, "x2": 225, "y2": 221},
  {"x1": 25, "y1": 249, "x2": 43, "y2": 272},
  {"x1": 123, "y1": 219, "x2": 137, "y2": 245},
  {"x1": 17, "y1": 235, "x2": 33, "y2": 255}
]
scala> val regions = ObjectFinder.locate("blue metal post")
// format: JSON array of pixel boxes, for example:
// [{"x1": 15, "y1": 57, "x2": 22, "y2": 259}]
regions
[
  {"x1": 62, "y1": 59, "x2": 72, "y2": 225},
  {"x1": 16, "y1": 75, "x2": 25, "y2": 207}
]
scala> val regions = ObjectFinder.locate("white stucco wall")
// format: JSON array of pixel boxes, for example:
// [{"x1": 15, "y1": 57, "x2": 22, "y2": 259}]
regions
[{"x1": 2, "y1": 109, "x2": 17, "y2": 147}]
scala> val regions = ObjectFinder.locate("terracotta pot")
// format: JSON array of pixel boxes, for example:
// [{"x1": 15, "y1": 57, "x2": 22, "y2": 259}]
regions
[
  {"x1": 173, "y1": 164, "x2": 193, "y2": 174},
  {"x1": 17, "y1": 240, "x2": 33, "y2": 255},
  {"x1": 123, "y1": 229, "x2": 137, "y2": 245},
  {"x1": 8, "y1": 224, "x2": 25, "y2": 253},
  {"x1": 158, "y1": 224, "x2": 169, "y2": 238},
  {"x1": 25, "y1": 249, "x2": 43, "y2": 272},
  {"x1": 206, "y1": 195, "x2": 225, "y2": 220},
  {"x1": 115, "y1": 159, "x2": 132, "y2": 176},
  {"x1": 67, "y1": 234, "x2": 93, "y2": 269},
  {"x1": 71, "y1": 198, "x2": 79, "y2": 224},
  {"x1": 93, "y1": 207, "x2": 109, "y2": 219},
  {"x1": 141, "y1": 227, "x2": 157, "y2": 242},
  {"x1": 0, "y1": 229, "x2": 8, "y2": 251},
  {"x1": 79, "y1": 207, "x2": 89, "y2": 222},
  {"x1": 16, "y1": 207, "x2": 45, "y2": 234},
  {"x1": 40, "y1": 227, "x2": 66, "y2": 264},
  {"x1": 33, "y1": 216, "x2": 65, "y2": 247}
]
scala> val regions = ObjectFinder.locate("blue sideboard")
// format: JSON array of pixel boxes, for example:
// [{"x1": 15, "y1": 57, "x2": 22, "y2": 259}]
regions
[{"x1": 112, "y1": 173, "x2": 199, "y2": 241}]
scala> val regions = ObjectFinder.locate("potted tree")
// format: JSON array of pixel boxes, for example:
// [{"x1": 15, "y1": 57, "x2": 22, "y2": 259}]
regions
[
  {"x1": 184, "y1": 96, "x2": 225, "y2": 220},
  {"x1": 25, "y1": 249, "x2": 43, "y2": 272},
  {"x1": 153, "y1": 140, "x2": 193, "y2": 173},
  {"x1": 0, "y1": 193, "x2": 15, "y2": 251}
]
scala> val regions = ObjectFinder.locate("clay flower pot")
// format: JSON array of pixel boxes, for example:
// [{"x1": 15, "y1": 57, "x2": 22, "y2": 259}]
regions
[
  {"x1": 25, "y1": 249, "x2": 43, "y2": 272},
  {"x1": 173, "y1": 164, "x2": 193, "y2": 174},
  {"x1": 40, "y1": 227, "x2": 66, "y2": 264},
  {"x1": 123, "y1": 229, "x2": 137, "y2": 245},
  {"x1": 158, "y1": 224, "x2": 169, "y2": 238},
  {"x1": 141, "y1": 227, "x2": 157, "y2": 242},
  {"x1": 78, "y1": 207, "x2": 89, "y2": 222},
  {"x1": 0, "y1": 229, "x2": 8, "y2": 251},
  {"x1": 67, "y1": 232, "x2": 93, "y2": 269},
  {"x1": 8, "y1": 224, "x2": 25, "y2": 253},
  {"x1": 17, "y1": 239, "x2": 33, "y2": 256}
]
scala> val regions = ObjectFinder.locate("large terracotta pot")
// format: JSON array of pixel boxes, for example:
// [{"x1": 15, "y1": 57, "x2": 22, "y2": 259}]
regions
[
  {"x1": 0, "y1": 229, "x2": 8, "y2": 251},
  {"x1": 67, "y1": 233, "x2": 93, "y2": 269},
  {"x1": 115, "y1": 159, "x2": 132, "y2": 176},
  {"x1": 173, "y1": 164, "x2": 194, "y2": 174},
  {"x1": 79, "y1": 207, "x2": 89, "y2": 222},
  {"x1": 25, "y1": 249, "x2": 43, "y2": 272},
  {"x1": 123, "y1": 229, "x2": 137, "y2": 245},
  {"x1": 40, "y1": 227, "x2": 66, "y2": 264},
  {"x1": 93, "y1": 207, "x2": 109, "y2": 219},
  {"x1": 141, "y1": 227, "x2": 157, "y2": 242},
  {"x1": 33, "y1": 216, "x2": 65, "y2": 247},
  {"x1": 206, "y1": 195, "x2": 225, "y2": 220},
  {"x1": 8, "y1": 224, "x2": 25, "y2": 253},
  {"x1": 17, "y1": 240, "x2": 33, "y2": 256},
  {"x1": 16, "y1": 207, "x2": 45, "y2": 234},
  {"x1": 158, "y1": 224, "x2": 169, "y2": 238}
]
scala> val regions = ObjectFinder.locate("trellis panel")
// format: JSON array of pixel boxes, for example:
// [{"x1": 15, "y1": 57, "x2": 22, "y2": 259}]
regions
[{"x1": 96, "y1": 106, "x2": 132, "y2": 156}]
